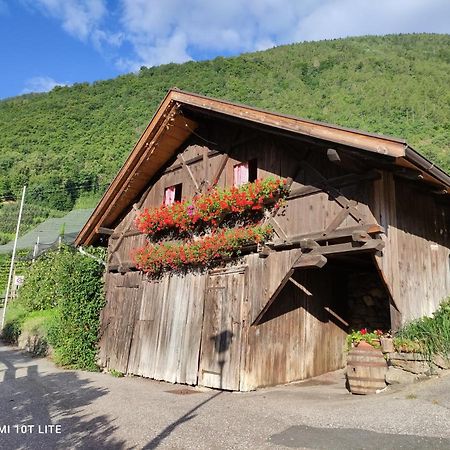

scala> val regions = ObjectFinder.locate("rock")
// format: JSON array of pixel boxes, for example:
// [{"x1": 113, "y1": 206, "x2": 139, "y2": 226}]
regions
[
  {"x1": 385, "y1": 367, "x2": 418, "y2": 385},
  {"x1": 432, "y1": 355, "x2": 450, "y2": 370},
  {"x1": 390, "y1": 359, "x2": 430, "y2": 375},
  {"x1": 381, "y1": 338, "x2": 395, "y2": 353}
]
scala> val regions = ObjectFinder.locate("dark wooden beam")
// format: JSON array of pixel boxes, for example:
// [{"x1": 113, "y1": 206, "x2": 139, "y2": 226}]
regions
[
  {"x1": 96, "y1": 226, "x2": 114, "y2": 235},
  {"x1": 288, "y1": 170, "x2": 380, "y2": 200},
  {"x1": 177, "y1": 153, "x2": 200, "y2": 191},
  {"x1": 270, "y1": 223, "x2": 384, "y2": 249},
  {"x1": 211, "y1": 153, "x2": 229, "y2": 187},
  {"x1": 163, "y1": 150, "x2": 220, "y2": 174},
  {"x1": 307, "y1": 239, "x2": 385, "y2": 256}
]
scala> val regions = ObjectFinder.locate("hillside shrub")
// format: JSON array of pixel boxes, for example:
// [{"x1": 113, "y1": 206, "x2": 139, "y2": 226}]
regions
[
  {"x1": 46, "y1": 249, "x2": 106, "y2": 370},
  {"x1": 2, "y1": 246, "x2": 106, "y2": 370}
]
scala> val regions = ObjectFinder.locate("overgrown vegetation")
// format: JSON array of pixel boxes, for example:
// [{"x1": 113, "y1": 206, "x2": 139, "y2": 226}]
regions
[
  {"x1": 1, "y1": 247, "x2": 106, "y2": 370},
  {"x1": 394, "y1": 299, "x2": 450, "y2": 358},
  {"x1": 0, "y1": 34, "x2": 449, "y2": 215}
]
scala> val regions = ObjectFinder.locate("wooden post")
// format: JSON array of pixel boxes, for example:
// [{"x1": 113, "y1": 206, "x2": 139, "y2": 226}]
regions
[{"x1": 1, "y1": 186, "x2": 26, "y2": 330}]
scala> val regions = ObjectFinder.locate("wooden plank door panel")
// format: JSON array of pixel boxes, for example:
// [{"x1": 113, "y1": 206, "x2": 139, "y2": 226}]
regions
[{"x1": 199, "y1": 269, "x2": 246, "y2": 390}]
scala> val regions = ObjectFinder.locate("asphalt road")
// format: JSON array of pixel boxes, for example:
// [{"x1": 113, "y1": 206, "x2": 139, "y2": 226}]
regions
[{"x1": 0, "y1": 343, "x2": 449, "y2": 449}]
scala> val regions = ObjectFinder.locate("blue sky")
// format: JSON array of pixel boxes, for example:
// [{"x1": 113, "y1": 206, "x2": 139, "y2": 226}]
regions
[{"x1": 1, "y1": 0, "x2": 449, "y2": 99}]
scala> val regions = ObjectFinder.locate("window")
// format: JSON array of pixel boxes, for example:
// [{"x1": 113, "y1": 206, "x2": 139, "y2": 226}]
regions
[
  {"x1": 233, "y1": 159, "x2": 257, "y2": 187},
  {"x1": 164, "y1": 184, "x2": 182, "y2": 205}
]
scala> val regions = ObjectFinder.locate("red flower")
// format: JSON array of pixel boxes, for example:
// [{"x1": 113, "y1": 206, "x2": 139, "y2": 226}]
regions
[{"x1": 360, "y1": 328, "x2": 368, "y2": 335}]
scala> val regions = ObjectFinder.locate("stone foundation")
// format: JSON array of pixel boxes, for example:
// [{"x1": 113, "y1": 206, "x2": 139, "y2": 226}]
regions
[{"x1": 382, "y1": 344, "x2": 449, "y2": 385}]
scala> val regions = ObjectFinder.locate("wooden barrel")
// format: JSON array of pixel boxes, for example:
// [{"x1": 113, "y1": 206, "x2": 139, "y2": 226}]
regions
[{"x1": 347, "y1": 341, "x2": 387, "y2": 394}]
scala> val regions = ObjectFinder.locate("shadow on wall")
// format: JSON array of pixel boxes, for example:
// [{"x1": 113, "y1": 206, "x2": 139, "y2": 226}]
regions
[{"x1": 0, "y1": 346, "x2": 125, "y2": 449}]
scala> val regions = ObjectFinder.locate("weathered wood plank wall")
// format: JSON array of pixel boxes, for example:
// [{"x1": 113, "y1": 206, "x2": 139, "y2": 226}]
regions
[
  {"x1": 241, "y1": 266, "x2": 348, "y2": 390},
  {"x1": 372, "y1": 173, "x2": 450, "y2": 324},
  {"x1": 99, "y1": 117, "x2": 450, "y2": 390}
]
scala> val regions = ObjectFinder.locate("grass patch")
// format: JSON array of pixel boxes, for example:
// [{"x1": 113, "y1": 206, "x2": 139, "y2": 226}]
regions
[
  {"x1": 1, "y1": 301, "x2": 29, "y2": 343},
  {"x1": 394, "y1": 298, "x2": 450, "y2": 359}
]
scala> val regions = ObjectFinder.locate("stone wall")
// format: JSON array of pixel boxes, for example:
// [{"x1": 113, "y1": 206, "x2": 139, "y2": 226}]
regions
[
  {"x1": 383, "y1": 346, "x2": 449, "y2": 385},
  {"x1": 347, "y1": 271, "x2": 391, "y2": 331}
]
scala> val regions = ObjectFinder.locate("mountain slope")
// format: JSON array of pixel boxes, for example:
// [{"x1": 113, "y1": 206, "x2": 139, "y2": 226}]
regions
[{"x1": 0, "y1": 33, "x2": 449, "y2": 211}]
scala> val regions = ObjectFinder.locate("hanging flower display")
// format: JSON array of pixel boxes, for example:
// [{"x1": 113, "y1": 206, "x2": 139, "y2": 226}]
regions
[
  {"x1": 132, "y1": 224, "x2": 273, "y2": 276},
  {"x1": 132, "y1": 176, "x2": 289, "y2": 277},
  {"x1": 135, "y1": 177, "x2": 288, "y2": 238}
]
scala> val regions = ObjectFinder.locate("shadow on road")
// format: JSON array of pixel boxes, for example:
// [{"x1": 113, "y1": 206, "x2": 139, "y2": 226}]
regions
[
  {"x1": 0, "y1": 345, "x2": 126, "y2": 449},
  {"x1": 143, "y1": 391, "x2": 223, "y2": 449}
]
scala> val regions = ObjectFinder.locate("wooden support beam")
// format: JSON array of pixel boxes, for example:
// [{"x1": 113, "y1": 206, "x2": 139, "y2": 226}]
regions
[
  {"x1": 309, "y1": 239, "x2": 385, "y2": 256},
  {"x1": 271, "y1": 224, "x2": 384, "y2": 249},
  {"x1": 252, "y1": 268, "x2": 294, "y2": 325},
  {"x1": 111, "y1": 229, "x2": 141, "y2": 239},
  {"x1": 202, "y1": 146, "x2": 209, "y2": 192},
  {"x1": 288, "y1": 170, "x2": 380, "y2": 200},
  {"x1": 325, "y1": 307, "x2": 349, "y2": 327},
  {"x1": 288, "y1": 277, "x2": 313, "y2": 296},
  {"x1": 211, "y1": 153, "x2": 229, "y2": 187},
  {"x1": 321, "y1": 202, "x2": 355, "y2": 237},
  {"x1": 327, "y1": 148, "x2": 341, "y2": 163},
  {"x1": 293, "y1": 254, "x2": 327, "y2": 268},
  {"x1": 163, "y1": 150, "x2": 219, "y2": 175},
  {"x1": 351, "y1": 230, "x2": 372, "y2": 243},
  {"x1": 96, "y1": 226, "x2": 114, "y2": 235},
  {"x1": 267, "y1": 217, "x2": 290, "y2": 243},
  {"x1": 177, "y1": 153, "x2": 200, "y2": 191},
  {"x1": 299, "y1": 239, "x2": 320, "y2": 249}
]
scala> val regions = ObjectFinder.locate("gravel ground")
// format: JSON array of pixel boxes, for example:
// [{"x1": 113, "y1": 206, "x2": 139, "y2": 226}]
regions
[{"x1": 0, "y1": 343, "x2": 449, "y2": 449}]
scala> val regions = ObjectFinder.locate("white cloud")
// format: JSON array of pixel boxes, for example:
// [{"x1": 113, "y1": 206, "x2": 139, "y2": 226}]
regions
[
  {"x1": 22, "y1": 0, "x2": 450, "y2": 72},
  {"x1": 294, "y1": 0, "x2": 450, "y2": 42},
  {"x1": 117, "y1": 0, "x2": 313, "y2": 70},
  {"x1": 22, "y1": 76, "x2": 69, "y2": 94},
  {"x1": 117, "y1": 0, "x2": 450, "y2": 71},
  {"x1": 28, "y1": 0, "x2": 107, "y2": 41}
]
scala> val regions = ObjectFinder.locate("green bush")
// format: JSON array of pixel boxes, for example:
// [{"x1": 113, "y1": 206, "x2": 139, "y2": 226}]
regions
[
  {"x1": 3, "y1": 246, "x2": 106, "y2": 370},
  {"x1": 395, "y1": 298, "x2": 450, "y2": 358},
  {"x1": 45, "y1": 248, "x2": 106, "y2": 370}
]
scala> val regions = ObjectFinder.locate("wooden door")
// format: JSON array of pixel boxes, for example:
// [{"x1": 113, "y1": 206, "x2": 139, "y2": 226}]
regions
[
  {"x1": 99, "y1": 273, "x2": 141, "y2": 374},
  {"x1": 198, "y1": 267, "x2": 247, "y2": 390}
]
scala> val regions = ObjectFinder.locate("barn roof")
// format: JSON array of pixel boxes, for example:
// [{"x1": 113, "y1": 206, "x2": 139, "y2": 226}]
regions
[{"x1": 76, "y1": 88, "x2": 450, "y2": 246}]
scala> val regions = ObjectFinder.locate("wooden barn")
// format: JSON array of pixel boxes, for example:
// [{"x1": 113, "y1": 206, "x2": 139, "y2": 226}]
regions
[{"x1": 76, "y1": 89, "x2": 450, "y2": 391}]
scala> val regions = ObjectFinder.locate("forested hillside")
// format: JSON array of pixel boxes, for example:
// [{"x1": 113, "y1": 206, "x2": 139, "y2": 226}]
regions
[{"x1": 1, "y1": 33, "x2": 449, "y2": 214}]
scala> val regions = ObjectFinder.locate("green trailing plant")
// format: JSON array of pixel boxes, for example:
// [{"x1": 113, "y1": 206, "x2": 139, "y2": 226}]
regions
[{"x1": 394, "y1": 298, "x2": 450, "y2": 359}]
